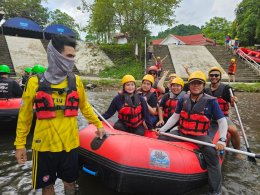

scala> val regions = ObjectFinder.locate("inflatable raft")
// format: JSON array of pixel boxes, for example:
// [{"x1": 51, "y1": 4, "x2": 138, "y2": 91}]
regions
[
  {"x1": 0, "y1": 98, "x2": 21, "y2": 122},
  {"x1": 79, "y1": 121, "x2": 226, "y2": 194},
  {"x1": 237, "y1": 47, "x2": 260, "y2": 63}
]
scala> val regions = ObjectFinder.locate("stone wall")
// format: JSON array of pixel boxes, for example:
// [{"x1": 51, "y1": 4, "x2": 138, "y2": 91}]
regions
[{"x1": 75, "y1": 42, "x2": 114, "y2": 75}]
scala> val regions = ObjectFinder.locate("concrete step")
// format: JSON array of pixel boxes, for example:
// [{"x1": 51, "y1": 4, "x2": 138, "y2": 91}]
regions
[
  {"x1": 205, "y1": 45, "x2": 260, "y2": 82},
  {"x1": 0, "y1": 35, "x2": 16, "y2": 76}
]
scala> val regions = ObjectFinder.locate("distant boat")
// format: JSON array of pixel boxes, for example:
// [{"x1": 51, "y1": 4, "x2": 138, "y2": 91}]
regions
[
  {"x1": 0, "y1": 98, "x2": 21, "y2": 122},
  {"x1": 237, "y1": 47, "x2": 260, "y2": 63}
]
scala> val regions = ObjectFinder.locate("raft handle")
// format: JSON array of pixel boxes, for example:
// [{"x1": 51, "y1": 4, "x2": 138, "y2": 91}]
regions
[{"x1": 82, "y1": 166, "x2": 97, "y2": 176}]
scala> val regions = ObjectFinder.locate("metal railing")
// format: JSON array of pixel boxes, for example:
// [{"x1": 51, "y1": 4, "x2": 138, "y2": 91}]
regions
[{"x1": 237, "y1": 49, "x2": 260, "y2": 75}]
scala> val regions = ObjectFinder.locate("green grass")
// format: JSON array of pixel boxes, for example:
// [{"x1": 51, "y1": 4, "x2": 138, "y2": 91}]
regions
[
  {"x1": 99, "y1": 60, "x2": 144, "y2": 80},
  {"x1": 98, "y1": 43, "x2": 145, "y2": 80},
  {"x1": 230, "y1": 83, "x2": 260, "y2": 92},
  {"x1": 82, "y1": 79, "x2": 260, "y2": 92}
]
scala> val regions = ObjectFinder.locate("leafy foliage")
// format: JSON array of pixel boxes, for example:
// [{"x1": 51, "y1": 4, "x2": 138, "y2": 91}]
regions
[
  {"x1": 234, "y1": 0, "x2": 260, "y2": 46},
  {"x1": 100, "y1": 44, "x2": 135, "y2": 62},
  {"x1": 156, "y1": 24, "x2": 201, "y2": 38},
  {"x1": 202, "y1": 17, "x2": 232, "y2": 45},
  {"x1": 81, "y1": 0, "x2": 181, "y2": 43},
  {"x1": 2, "y1": 0, "x2": 49, "y2": 27},
  {"x1": 99, "y1": 44, "x2": 144, "y2": 79}
]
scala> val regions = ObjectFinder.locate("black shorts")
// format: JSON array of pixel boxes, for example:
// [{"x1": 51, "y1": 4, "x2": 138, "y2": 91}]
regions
[{"x1": 32, "y1": 148, "x2": 79, "y2": 189}]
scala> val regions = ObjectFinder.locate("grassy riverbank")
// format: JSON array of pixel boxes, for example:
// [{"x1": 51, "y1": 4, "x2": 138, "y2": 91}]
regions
[
  {"x1": 230, "y1": 83, "x2": 260, "y2": 92},
  {"x1": 82, "y1": 78, "x2": 260, "y2": 92}
]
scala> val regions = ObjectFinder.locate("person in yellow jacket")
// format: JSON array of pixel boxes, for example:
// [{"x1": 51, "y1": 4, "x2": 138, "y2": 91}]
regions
[{"x1": 14, "y1": 35, "x2": 105, "y2": 195}]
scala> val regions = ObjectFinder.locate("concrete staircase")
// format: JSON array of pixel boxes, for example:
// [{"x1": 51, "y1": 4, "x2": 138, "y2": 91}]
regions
[
  {"x1": 41, "y1": 39, "x2": 80, "y2": 75},
  {"x1": 147, "y1": 45, "x2": 175, "y2": 75},
  {"x1": 0, "y1": 35, "x2": 16, "y2": 76},
  {"x1": 206, "y1": 45, "x2": 260, "y2": 82}
]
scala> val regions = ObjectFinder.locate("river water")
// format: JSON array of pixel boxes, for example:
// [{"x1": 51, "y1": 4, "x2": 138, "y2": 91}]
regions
[{"x1": 0, "y1": 90, "x2": 259, "y2": 195}]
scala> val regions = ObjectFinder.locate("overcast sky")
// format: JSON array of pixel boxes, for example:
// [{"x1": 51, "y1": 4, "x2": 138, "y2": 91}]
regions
[{"x1": 42, "y1": 0, "x2": 242, "y2": 39}]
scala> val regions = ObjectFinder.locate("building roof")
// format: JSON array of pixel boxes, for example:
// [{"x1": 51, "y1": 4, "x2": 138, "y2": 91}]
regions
[
  {"x1": 152, "y1": 39, "x2": 164, "y2": 45},
  {"x1": 173, "y1": 34, "x2": 213, "y2": 45}
]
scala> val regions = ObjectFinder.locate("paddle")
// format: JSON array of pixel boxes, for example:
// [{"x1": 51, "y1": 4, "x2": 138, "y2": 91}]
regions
[
  {"x1": 229, "y1": 88, "x2": 256, "y2": 162},
  {"x1": 91, "y1": 105, "x2": 114, "y2": 130},
  {"x1": 159, "y1": 132, "x2": 260, "y2": 159}
]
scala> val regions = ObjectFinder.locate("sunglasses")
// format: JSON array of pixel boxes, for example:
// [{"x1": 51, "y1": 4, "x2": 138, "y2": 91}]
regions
[
  {"x1": 209, "y1": 74, "x2": 220, "y2": 77},
  {"x1": 149, "y1": 71, "x2": 157, "y2": 75}
]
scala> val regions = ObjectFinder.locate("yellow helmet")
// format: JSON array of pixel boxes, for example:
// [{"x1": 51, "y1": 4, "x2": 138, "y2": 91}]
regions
[
  {"x1": 156, "y1": 56, "x2": 161, "y2": 60},
  {"x1": 171, "y1": 77, "x2": 184, "y2": 87},
  {"x1": 231, "y1": 58, "x2": 236, "y2": 62},
  {"x1": 121, "y1": 75, "x2": 136, "y2": 85},
  {"x1": 209, "y1": 66, "x2": 222, "y2": 75},
  {"x1": 168, "y1": 73, "x2": 178, "y2": 78},
  {"x1": 228, "y1": 33, "x2": 231, "y2": 36},
  {"x1": 234, "y1": 37, "x2": 238, "y2": 40},
  {"x1": 188, "y1": 71, "x2": 207, "y2": 83},
  {"x1": 142, "y1": 74, "x2": 155, "y2": 85}
]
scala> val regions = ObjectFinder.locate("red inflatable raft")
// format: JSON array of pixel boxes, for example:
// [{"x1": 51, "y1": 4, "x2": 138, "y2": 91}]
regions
[
  {"x1": 0, "y1": 98, "x2": 22, "y2": 122},
  {"x1": 237, "y1": 47, "x2": 260, "y2": 63},
  {"x1": 79, "y1": 121, "x2": 227, "y2": 194}
]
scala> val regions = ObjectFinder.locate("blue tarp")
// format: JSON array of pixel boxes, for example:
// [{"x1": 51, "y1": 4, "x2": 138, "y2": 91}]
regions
[
  {"x1": 44, "y1": 24, "x2": 75, "y2": 37},
  {"x1": 2, "y1": 17, "x2": 43, "y2": 32}
]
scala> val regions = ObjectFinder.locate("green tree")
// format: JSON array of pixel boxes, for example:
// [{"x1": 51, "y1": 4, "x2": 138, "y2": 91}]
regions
[
  {"x1": 86, "y1": 0, "x2": 115, "y2": 43},
  {"x1": 202, "y1": 17, "x2": 232, "y2": 44},
  {"x1": 81, "y1": 0, "x2": 181, "y2": 43},
  {"x1": 49, "y1": 9, "x2": 80, "y2": 39},
  {"x1": 234, "y1": 0, "x2": 260, "y2": 45},
  {"x1": 156, "y1": 24, "x2": 201, "y2": 38},
  {"x1": 2, "y1": 0, "x2": 49, "y2": 27}
]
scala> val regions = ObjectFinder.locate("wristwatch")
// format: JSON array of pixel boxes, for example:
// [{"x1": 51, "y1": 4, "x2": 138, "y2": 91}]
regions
[{"x1": 219, "y1": 137, "x2": 226, "y2": 142}]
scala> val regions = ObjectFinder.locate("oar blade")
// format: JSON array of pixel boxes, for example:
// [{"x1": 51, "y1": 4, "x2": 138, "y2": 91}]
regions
[{"x1": 246, "y1": 147, "x2": 257, "y2": 162}]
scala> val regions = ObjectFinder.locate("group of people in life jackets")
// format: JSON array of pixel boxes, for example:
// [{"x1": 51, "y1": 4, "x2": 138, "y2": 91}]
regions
[
  {"x1": 225, "y1": 33, "x2": 240, "y2": 55},
  {"x1": 101, "y1": 64, "x2": 242, "y2": 195},
  {"x1": 0, "y1": 63, "x2": 46, "y2": 99}
]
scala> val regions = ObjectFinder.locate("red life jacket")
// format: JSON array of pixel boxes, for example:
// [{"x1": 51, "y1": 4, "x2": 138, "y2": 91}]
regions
[
  {"x1": 118, "y1": 93, "x2": 143, "y2": 128},
  {"x1": 155, "y1": 62, "x2": 162, "y2": 70},
  {"x1": 179, "y1": 94, "x2": 215, "y2": 136},
  {"x1": 34, "y1": 73, "x2": 79, "y2": 119},
  {"x1": 228, "y1": 63, "x2": 236, "y2": 74},
  {"x1": 154, "y1": 88, "x2": 163, "y2": 102},
  {"x1": 163, "y1": 91, "x2": 185, "y2": 120},
  {"x1": 205, "y1": 83, "x2": 229, "y2": 116}
]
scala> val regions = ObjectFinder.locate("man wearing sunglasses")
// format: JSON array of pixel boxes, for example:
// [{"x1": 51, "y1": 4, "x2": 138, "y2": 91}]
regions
[
  {"x1": 158, "y1": 71, "x2": 228, "y2": 195},
  {"x1": 205, "y1": 67, "x2": 241, "y2": 158}
]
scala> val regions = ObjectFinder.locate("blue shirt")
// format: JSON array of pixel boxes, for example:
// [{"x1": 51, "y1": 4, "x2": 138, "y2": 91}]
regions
[{"x1": 175, "y1": 94, "x2": 224, "y2": 121}]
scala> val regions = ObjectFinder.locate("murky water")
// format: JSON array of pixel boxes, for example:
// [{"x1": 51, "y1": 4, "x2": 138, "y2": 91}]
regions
[{"x1": 1, "y1": 91, "x2": 259, "y2": 195}]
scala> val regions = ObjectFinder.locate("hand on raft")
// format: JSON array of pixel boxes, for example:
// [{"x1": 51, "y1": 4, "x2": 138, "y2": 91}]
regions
[{"x1": 96, "y1": 127, "x2": 106, "y2": 139}]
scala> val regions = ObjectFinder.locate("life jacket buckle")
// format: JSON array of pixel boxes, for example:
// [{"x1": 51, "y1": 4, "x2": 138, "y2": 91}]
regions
[
  {"x1": 58, "y1": 89, "x2": 65, "y2": 95},
  {"x1": 42, "y1": 97, "x2": 49, "y2": 107}
]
